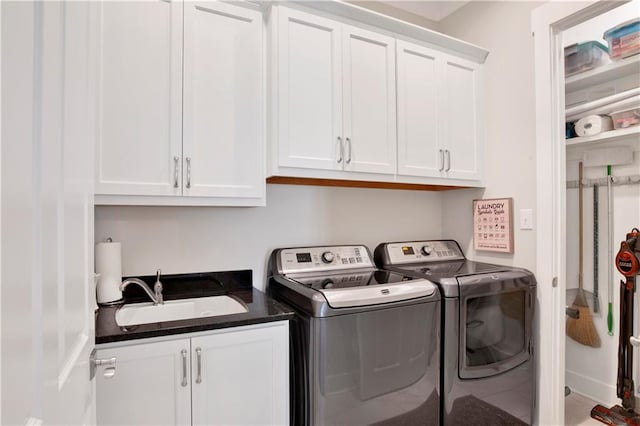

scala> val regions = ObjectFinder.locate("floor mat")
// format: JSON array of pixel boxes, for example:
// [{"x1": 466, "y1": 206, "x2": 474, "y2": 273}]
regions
[{"x1": 448, "y1": 394, "x2": 527, "y2": 425}]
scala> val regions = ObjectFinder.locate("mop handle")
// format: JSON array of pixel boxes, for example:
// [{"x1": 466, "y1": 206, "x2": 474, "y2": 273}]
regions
[{"x1": 608, "y1": 165, "x2": 614, "y2": 336}]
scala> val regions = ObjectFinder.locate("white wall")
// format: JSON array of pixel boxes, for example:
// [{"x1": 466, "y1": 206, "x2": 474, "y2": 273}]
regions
[
  {"x1": 563, "y1": 1, "x2": 640, "y2": 405},
  {"x1": 347, "y1": 1, "x2": 440, "y2": 30},
  {"x1": 438, "y1": 1, "x2": 542, "y2": 272},
  {"x1": 95, "y1": 184, "x2": 444, "y2": 290}
]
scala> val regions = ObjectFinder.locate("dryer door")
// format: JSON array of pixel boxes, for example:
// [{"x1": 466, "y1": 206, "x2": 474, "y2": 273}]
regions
[{"x1": 457, "y1": 271, "x2": 535, "y2": 379}]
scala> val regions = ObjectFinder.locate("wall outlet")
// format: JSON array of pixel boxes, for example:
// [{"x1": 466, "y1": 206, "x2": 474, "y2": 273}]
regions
[{"x1": 520, "y1": 209, "x2": 534, "y2": 230}]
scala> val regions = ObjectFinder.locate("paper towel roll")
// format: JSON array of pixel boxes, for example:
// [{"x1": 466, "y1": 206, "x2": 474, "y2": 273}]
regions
[
  {"x1": 95, "y1": 240, "x2": 123, "y2": 304},
  {"x1": 574, "y1": 115, "x2": 613, "y2": 137}
]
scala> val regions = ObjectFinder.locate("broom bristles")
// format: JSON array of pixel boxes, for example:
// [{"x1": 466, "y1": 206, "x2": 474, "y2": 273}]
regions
[{"x1": 567, "y1": 304, "x2": 601, "y2": 348}]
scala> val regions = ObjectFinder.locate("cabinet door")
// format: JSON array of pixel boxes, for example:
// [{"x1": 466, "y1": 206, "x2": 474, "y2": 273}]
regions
[
  {"x1": 396, "y1": 40, "x2": 443, "y2": 177},
  {"x1": 96, "y1": 339, "x2": 191, "y2": 426},
  {"x1": 342, "y1": 25, "x2": 396, "y2": 175},
  {"x1": 96, "y1": 1, "x2": 183, "y2": 196},
  {"x1": 276, "y1": 7, "x2": 343, "y2": 171},
  {"x1": 440, "y1": 54, "x2": 482, "y2": 180},
  {"x1": 191, "y1": 322, "x2": 289, "y2": 426},
  {"x1": 183, "y1": 1, "x2": 264, "y2": 199}
]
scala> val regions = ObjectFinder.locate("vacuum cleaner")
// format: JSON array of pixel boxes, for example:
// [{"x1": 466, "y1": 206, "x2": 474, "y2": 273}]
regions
[{"x1": 591, "y1": 228, "x2": 640, "y2": 425}]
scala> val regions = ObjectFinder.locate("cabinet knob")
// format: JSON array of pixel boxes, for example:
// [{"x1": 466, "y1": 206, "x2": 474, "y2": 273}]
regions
[{"x1": 337, "y1": 137, "x2": 343, "y2": 164}]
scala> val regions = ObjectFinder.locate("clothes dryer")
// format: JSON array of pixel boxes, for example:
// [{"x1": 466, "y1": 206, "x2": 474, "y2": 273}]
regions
[{"x1": 375, "y1": 240, "x2": 536, "y2": 425}]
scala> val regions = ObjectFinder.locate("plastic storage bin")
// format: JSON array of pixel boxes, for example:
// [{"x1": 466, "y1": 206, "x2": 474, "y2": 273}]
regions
[
  {"x1": 564, "y1": 41, "x2": 610, "y2": 76},
  {"x1": 610, "y1": 108, "x2": 640, "y2": 129},
  {"x1": 604, "y1": 18, "x2": 640, "y2": 60}
]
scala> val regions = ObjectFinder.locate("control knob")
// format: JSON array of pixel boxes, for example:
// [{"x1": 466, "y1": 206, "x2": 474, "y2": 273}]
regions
[
  {"x1": 321, "y1": 251, "x2": 335, "y2": 263},
  {"x1": 321, "y1": 279, "x2": 334, "y2": 289},
  {"x1": 421, "y1": 245, "x2": 433, "y2": 256}
]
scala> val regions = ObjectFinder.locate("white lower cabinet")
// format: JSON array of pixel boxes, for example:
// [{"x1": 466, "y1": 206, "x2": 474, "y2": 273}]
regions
[{"x1": 96, "y1": 321, "x2": 289, "y2": 426}]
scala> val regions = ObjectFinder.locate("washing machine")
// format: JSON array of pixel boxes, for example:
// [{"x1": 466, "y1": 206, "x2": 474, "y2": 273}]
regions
[
  {"x1": 375, "y1": 240, "x2": 536, "y2": 425},
  {"x1": 268, "y1": 244, "x2": 441, "y2": 425}
]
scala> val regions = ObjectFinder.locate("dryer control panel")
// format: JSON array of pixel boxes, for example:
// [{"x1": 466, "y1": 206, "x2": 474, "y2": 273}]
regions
[
  {"x1": 278, "y1": 245, "x2": 374, "y2": 274},
  {"x1": 382, "y1": 240, "x2": 465, "y2": 265}
]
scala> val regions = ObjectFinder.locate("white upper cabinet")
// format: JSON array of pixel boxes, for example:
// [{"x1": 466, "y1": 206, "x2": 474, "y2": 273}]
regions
[
  {"x1": 96, "y1": 1, "x2": 183, "y2": 196},
  {"x1": 342, "y1": 25, "x2": 396, "y2": 175},
  {"x1": 396, "y1": 40, "x2": 441, "y2": 177},
  {"x1": 397, "y1": 42, "x2": 483, "y2": 181},
  {"x1": 274, "y1": 7, "x2": 396, "y2": 176},
  {"x1": 96, "y1": 0, "x2": 265, "y2": 205},
  {"x1": 440, "y1": 54, "x2": 483, "y2": 180},
  {"x1": 276, "y1": 8, "x2": 343, "y2": 171},
  {"x1": 269, "y1": 4, "x2": 487, "y2": 187},
  {"x1": 183, "y1": 1, "x2": 264, "y2": 199}
]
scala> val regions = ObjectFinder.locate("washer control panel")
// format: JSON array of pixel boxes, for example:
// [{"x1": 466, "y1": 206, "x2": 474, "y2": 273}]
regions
[
  {"x1": 279, "y1": 245, "x2": 374, "y2": 274},
  {"x1": 383, "y1": 240, "x2": 465, "y2": 264}
]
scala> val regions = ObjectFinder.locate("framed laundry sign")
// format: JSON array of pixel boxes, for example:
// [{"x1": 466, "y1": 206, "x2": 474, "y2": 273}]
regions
[{"x1": 473, "y1": 198, "x2": 514, "y2": 253}]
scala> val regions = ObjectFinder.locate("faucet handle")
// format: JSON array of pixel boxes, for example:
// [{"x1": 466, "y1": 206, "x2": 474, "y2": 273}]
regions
[{"x1": 154, "y1": 269, "x2": 164, "y2": 305}]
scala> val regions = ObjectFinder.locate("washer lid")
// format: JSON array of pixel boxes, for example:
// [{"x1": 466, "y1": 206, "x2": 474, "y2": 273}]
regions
[
  {"x1": 288, "y1": 270, "x2": 437, "y2": 308},
  {"x1": 319, "y1": 279, "x2": 436, "y2": 308}
]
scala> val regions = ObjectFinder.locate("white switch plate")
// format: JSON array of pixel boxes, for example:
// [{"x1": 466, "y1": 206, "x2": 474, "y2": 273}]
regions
[{"x1": 520, "y1": 209, "x2": 534, "y2": 230}]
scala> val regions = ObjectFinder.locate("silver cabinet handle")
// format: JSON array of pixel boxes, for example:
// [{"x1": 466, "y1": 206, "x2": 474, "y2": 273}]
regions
[
  {"x1": 346, "y1": 137, "x2": 352, "y2": 164},
  {"x1": 439, "y1": 149, "x2": 444, "y2": 171},
  {"x1": 181, "y1": 349, "x2": 188, "y2": 387},
  {"x1": 185, "y1": 157, "x2": 191, "y2": 189},
  {"x1": 195, "y1": 347, "x2": 202, "y2": 384},
  {"x1": 445, "y1": 150, "x2": 451, "y2": 172},
  {"x1": 337, "y1": 137, "x2": 343, "y2": 164},
  {"x1": 173, "y1": 156, "x2": 179, "y2": 188}
]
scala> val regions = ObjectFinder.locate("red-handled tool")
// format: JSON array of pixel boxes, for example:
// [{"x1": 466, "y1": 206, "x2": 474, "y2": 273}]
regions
[{"x1": 592, "y1": 228, "x2": 640, "y2": 425}]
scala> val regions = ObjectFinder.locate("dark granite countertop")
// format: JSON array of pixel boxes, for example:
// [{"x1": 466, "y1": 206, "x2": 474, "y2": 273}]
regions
[{"x1": 95, "y1": 270, "x2": 294, "y2": 345}]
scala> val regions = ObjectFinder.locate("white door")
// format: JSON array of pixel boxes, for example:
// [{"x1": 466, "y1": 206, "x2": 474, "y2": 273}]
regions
[
  {"x1": 43, "y1": 3, "x2": 99, "y2": 423},
  {"x1": 342, "y1": 25, "x2": 396, "y2": 175},
  {"x1": 95, "y1": 339, "x2": 192, "y2": 426},
  {"x1": 96, "y1": 0, "x2": 183, "y2": 196},
  {"x1": 183, "y1": 1, "x2": 264, "y2": 199},
  {"x1": 276, "y1": 7, "x2": 343, "y2": 171},
  {"x1": 440, "y1": 54, "x2": 482, "y2": 180},
  {"x1": 2, "y1": 2, "x2": 98, "y2": 424},
  {"x1": 191, "y1": 322, "x2": 289, "y2": 426},
  {"x1": 1, "y1": 2, "x2": 40, "y2": 423},
  {"x1": 396, "y1": 40, "x2": 442, "y2": 177}
]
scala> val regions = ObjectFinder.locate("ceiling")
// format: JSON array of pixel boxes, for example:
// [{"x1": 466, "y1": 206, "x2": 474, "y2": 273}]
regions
[{"x1": 379, "y1": 1, "x2": 470, "y2": 22}]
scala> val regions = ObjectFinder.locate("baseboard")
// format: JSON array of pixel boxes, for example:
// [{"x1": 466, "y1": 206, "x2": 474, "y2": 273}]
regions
[{"x1": 566, "y1": 369, "x2": 617, "y2": 406}]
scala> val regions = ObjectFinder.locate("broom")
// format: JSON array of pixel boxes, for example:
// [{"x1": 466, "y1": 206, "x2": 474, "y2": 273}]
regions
[{"x1": 567, "y1": 162, "x2": 601, "y2": 348}]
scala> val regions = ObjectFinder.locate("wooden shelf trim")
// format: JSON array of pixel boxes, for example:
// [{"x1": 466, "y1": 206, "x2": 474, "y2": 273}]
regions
[{"x1": 266, "y1": 176, "x2": 472, "y2": 191}]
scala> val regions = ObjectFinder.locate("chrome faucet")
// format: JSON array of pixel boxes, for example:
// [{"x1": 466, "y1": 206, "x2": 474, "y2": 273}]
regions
[{"x1": 120, "y1": 269, "x2": 164, "y2": 305}]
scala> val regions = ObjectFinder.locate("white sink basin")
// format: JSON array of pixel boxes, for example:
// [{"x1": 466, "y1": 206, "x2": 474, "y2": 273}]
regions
[{"x1": 115, "y1": 296, "x2": 248, "y2": 327}]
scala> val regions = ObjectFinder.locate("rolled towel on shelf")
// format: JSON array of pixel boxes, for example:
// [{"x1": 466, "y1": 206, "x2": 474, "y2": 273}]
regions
[
  {"x1": 574, "y1": 115, "x2": 613, "y2": 137},
  {"x1": 565, "y1": 87, "x2": 640, "y2": 122}
]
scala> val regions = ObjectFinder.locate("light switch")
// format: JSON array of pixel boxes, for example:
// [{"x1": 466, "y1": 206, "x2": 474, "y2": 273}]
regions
[{"x1": 520, "y1": 209, "x2": 534, "y2": 230}]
